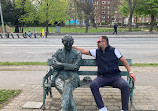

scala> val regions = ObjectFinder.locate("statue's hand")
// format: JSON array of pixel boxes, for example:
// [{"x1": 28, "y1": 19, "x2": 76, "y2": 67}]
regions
[{"x1": 53, "y1": 62, "x2": 64, "y2": 70}]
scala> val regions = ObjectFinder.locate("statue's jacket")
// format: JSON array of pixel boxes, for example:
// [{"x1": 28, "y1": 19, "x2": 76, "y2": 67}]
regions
[{"x1": 52, "y1": 48, "x2": 82, "y2": 89}]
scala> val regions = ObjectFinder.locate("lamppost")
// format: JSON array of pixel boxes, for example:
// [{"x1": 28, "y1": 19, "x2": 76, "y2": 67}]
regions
[{"x1": 0, "y1": 1, "x2": 6, "y2": 38}]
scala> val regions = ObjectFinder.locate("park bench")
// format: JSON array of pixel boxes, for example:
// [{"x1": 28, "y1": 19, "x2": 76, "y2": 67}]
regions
[{"x1": 42, "y1": 58, "x2": 135, "y2": 110}]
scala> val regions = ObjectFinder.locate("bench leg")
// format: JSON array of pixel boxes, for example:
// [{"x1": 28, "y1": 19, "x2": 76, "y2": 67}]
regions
[
  {"x1": 130, "y1": 89, "x2": 134, "y2": 111},
  {"x1": 49, "y1": 87, "x2": 52, "y2": 98},
  {"x1": 42, "y1": 76, "x2": 46, "y2": 110},
  {"x1": 42, "y1": 86, "x2": 46, "y2": 110}
]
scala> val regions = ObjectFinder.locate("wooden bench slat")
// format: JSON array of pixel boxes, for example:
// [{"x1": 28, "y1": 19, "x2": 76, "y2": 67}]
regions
[
  {"x1": 81, "y1": 59, "x2": 132, "y2": 66},
  {"x1": 78, "y1": 71, "x2": 129, "y2": 76},
  {"x1": 81, "y1": 59, "x2": 97, "y2": 66},
  {"x1": 47, "y1": 59, "x2": 132, "y2": 66}
]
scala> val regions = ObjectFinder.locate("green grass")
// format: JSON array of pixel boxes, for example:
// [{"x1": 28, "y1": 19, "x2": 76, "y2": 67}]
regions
[
  {"x1": 0, "y1": 90, "x2": 21, "y2": 108},
  {"x1": 0, "y1": 62, "x2": 46, "y2": 66},
  {"x1": 10, "y1": 26, "x2": 158, "y2": 33},
  {"x1": 11, "y1": 27, "x2": 114, "y2": 33},
  {"x1": 0, "y1": 62, "x2": 158, "y2": 67},
  {"x1": 133, "y1": 63, "x2": 158, "y2": 67}
]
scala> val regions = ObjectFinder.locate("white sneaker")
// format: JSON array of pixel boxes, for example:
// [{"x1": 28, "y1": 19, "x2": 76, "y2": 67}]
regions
[{"x1": 99, "y1": 106, "x2": 108, "y2": 111}]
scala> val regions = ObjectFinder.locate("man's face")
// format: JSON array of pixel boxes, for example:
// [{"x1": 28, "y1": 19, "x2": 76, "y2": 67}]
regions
[
  {"x1": 97, "y1": 37, "x2": 107, "y2": 49},
  {"x1": 63, "y1": 39, "x2": 73, "y2": 51}
]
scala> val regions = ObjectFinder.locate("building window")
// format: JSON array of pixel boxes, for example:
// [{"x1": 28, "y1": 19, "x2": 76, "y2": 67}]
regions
[
  {"x1": 107, "y1": 1, "x2": 110, "y2": 4},
  {"x1": 142, "y1": 17, "x2": 144, "y2": 22},
  {"x1": 139, "y1": 17, "x2": 141, "y2": 20},
  {"x1": 102, "y1": 6, "x2": 105, "y2": 9},
  {"x1": 107, "y1": 6, "x2": 110, "y2": 9},
  {"x1": 102, "y1": 1, "x2": 106, "y2": 4},
  {"x1": 107, "y1": 16, "x2": 109, "y2": 18},
  {"x1": 102, "y1": 11, "x2": 105, "y2": 14},
  {"x1": 146, "y1": 18, "x2": 149, "y2": 22},
  {"x1": 102, "y1": 15, "x2": 105, "y2": 18},
  {"x1": 107, "y1": 11, "x2": 110, "y2": 14},
  {"x1": 102, "y1": 20, "x2": 105, "y2": 23}
]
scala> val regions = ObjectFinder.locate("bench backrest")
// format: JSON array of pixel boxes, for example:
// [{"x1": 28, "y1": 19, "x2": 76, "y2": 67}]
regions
[{"x1": 47, "y1": 59, "x2": 132, "y2": 76}]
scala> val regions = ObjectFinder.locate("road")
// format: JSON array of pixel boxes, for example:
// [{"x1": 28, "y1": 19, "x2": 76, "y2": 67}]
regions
[{"x1": 0, "y1": 35, "x2": 158, "y2": 63}]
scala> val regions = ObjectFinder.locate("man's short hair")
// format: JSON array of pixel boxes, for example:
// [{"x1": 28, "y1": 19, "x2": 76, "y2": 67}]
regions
[{"x1": 100, "y1": 36, "x2": 109, "y2": 45}]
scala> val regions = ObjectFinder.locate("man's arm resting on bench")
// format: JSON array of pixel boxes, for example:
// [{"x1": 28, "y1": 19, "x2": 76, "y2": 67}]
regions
[
  {"x1": 72, "y1": 46, "x2": 91, "y2": 55},
  {"x1": 120, "y1": 56, "x2": 136, "y2": 81}
]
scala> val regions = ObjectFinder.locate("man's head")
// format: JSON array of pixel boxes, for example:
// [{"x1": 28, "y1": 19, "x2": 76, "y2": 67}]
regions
[
  {"x1": 97, "y1": 36, "x2": 109, "y2": 50},
  {"x1": 62, "y1": 35, "x2": 74, "y2": 51}
]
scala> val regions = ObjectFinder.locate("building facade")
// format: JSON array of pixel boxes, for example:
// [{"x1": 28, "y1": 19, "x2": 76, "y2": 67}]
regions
[
  {"x1": 94, "y1": 0, "x2": 122, "y2": 24},
  {"x1": 93, "y1": 0, "x2": 153, "y2": 25}
]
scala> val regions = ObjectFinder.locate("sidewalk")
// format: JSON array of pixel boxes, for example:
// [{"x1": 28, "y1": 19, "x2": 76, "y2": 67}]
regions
[
  {"x1": 0, "y1": 32, "x2": 158, "y2": 39},
  {"x1": 0, "y1": 66, "x2": 158, "y2": 111},
  {"x1": 0, "y1": 85, "x2": 158, "y2": 111}
]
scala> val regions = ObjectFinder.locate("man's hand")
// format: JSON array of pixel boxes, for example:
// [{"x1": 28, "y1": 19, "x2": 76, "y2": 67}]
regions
[{"x1": 129, "y1": 73, "x2": 136, "y2": 81}]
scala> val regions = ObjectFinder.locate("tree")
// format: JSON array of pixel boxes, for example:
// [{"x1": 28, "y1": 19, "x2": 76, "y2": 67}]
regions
[
  {"x1": 0, "y1": 0, "x2": 24, "y2": 33},
  {"x1": 119, "y1": 0, "x2": 138, "y2": 31},
  {"x1": 74, "y1": 0, "x2": 94, "y2": 33},
  {"x1": 109, "y1": 0, "x2": 120, "y2": 26},
  {"x1": 15, "y1": 0, "x2": 70, "y2": 33},
  {"x1": 119, "y1": 4, "x2": 128, "y2": 27},
  {"x1": 135, "y1": 0, "x2": 158, "y2": 32},
  {"x1": 67, "y1": 0, "x2": 81, "y2": 28},
  {"x1": 67, "y1": 0, "x2": 75, "y2": 27}
]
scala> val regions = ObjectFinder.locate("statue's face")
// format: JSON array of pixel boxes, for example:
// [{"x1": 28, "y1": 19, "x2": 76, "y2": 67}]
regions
[{"x1": 63, "y1": 39, "x2": 73, "y2": 51}]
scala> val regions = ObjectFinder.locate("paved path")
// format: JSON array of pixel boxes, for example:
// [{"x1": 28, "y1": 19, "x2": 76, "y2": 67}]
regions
[
  {"x1": 0, "y1": 66, "x2": 158, "y2": 111},
  {"x1": 1, "y1": 85, "x2": 158, "y2": 111},
  {"x1": 0, "y1": 66, "x2": 158, "y2": 89}
]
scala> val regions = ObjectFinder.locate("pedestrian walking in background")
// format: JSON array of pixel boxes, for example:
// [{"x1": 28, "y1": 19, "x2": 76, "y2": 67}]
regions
[{"x1": 113, "y1": 23, "x2": 118, "y2": 34}]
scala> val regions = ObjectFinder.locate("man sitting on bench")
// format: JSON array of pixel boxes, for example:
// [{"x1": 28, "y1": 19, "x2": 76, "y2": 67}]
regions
[{"x1": 73, "y1": 36, "x2": 136, "y2": 111}]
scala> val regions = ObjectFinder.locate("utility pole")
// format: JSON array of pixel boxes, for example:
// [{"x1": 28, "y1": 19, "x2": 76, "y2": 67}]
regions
[{"x1": 0, "y1": 1, "x2": 6, "y2": 38}]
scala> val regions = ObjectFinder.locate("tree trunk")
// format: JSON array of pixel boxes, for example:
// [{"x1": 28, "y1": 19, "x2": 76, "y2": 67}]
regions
[
  {"x1": 14, "y1": 25, "x2": 19, "y2": 33},
  {"x1": 46, "y1": 20, "x2": 49, "y2": 31},
  {"x1": 85, "y1": 15, "x2": 90, "y2": 33},
  {"x1": 109, "y1": 16, "x2": 112, "y2": 27},
  {"x1": 80, "y1": 20, "x2": 82, "y2": 28},
  {"x1": 91, "y1": 16, "x2": 97, "y2": 29},
  {"x1": 128, "y1": 13, "x2": 132, "y2": 32},
  {"x1": 121, "y1": 17, "x2": 124, "y2": 28},
  {"x1": 149, "y1": 15, "x2": 155, "y2": 33},
  {"x1": 135, "y1": 16, "x2": 138, "y2": 28},
  {"x1": 128, "y1": 0, "x2": 137, "y2": 32},
  {"x1": 74, "y1": 17, "x2": 76, "y2": 28},
  {"x1": 46, "y1": 2, "x2": 49, "y2": 37},
  {"x1": 45, "y1": 20, "x2": 48, "y2": 38},
  {"x1": 69, "y1": 20, "x2": 71, "y2": 28}
]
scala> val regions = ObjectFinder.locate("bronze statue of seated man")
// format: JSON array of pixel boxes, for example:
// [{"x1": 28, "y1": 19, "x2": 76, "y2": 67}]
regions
[{"x1": 52, "y1": 35, "x2": 82, "y2": 111}]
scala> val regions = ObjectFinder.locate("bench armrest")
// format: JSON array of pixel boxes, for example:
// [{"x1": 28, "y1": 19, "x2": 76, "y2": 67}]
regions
[
  {"x1": 128, "y1": 77, "x2": 135, "y2": 92},
  {"x1": 43, "y1": 67, "x2": 54, "y2": 86},
  {"x1": 43, "y1": 68, "x2": 52, "y2": 79}
]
